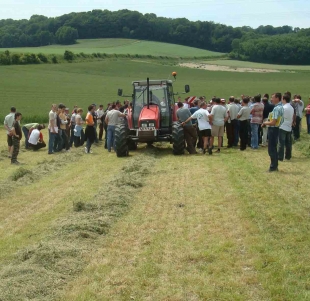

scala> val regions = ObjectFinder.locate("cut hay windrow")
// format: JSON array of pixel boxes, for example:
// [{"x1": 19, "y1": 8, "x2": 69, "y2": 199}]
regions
[{"x1": 0, "y1": 150, "x2": 156, "y2": 301}]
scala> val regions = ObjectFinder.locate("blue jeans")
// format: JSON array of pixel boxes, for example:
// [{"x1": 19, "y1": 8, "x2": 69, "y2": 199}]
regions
[
  {"x1": 107, "y1": 125, "x2": 116, "y2": 151},
  {"x1": 268, "y1": 127, "x2": 279, "y2": 170},
  {"x1": 22, "y1": 126, "x2": 29, "y2": 149},
  {"x1": 48, "y1": 130, "x2": 57, "y2": 153},
  {"x1": 54, "y1": 129, "x2": 63, "y2": 152},
  {"x1": 250, "y1": 123, "x2": 260, "y2": 148},
  {"x1": 278, "y1": 129, "x2": 292, "y2": 160}
]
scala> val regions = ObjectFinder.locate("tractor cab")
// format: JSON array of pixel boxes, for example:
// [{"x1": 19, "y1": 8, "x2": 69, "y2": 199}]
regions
[
  {"x1": 131, "y1": 80, "x2": 175, "y2": 130},
  {"x1": 115, "y1": 78, "x2": 190, "y2": 157}
]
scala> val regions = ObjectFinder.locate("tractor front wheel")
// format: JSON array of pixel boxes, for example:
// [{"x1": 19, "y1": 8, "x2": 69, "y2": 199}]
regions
[
  {"x1": 115, "y1": 124, "x2": 129, "y2": 157},
  {"x1": 172, "y1": 122, "x2": 185, "y2": 155}
]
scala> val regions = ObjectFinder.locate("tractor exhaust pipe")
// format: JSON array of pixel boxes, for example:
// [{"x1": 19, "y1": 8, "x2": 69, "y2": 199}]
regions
[{"x1": 147, "y1": 77, "x2": 150, "y2": 109}]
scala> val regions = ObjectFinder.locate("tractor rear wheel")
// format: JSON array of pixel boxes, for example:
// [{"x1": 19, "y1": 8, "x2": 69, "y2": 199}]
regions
[
  {"x1": 172, "y1": 122, "x2": 185, "y2": 155},
  {"x1": 115, "y1": 124, "x2": 129, "y2": 157}
]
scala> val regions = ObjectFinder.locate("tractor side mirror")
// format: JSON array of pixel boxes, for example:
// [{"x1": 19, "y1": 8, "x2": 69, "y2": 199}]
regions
[
  {"x1": 117, "y1": 89, "x2": 123, "y2": 96},
  {"x1": 185, "y1": 85, "x2": 190, "y2": 93}
]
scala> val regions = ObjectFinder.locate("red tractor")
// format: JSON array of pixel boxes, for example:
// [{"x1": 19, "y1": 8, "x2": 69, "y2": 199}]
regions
[{"x1": 115, "y1": 78, "x2": 190, "y2": 157}]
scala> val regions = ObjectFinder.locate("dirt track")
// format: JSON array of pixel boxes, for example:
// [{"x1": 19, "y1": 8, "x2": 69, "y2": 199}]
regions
[{"x1": 179, "y1": 62, "x2": 282, "y2": 73}]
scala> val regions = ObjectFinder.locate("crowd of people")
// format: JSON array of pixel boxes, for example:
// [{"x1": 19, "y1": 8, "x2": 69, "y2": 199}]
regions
[
  {"x1": 3, "y1": 100, "x2": 129, "y2": 164},
  {"x1": 177, "y1": 92, "x2": 309, "y2": 171},
  {"x1": 3, "y1": 93, "x2": 310, "y2": 171}
]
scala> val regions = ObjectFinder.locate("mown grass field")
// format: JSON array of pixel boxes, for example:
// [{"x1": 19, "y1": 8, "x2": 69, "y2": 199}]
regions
[
  {"x1": 0, "y1": 55, "x2": 310, "y2": 300},
  {"x1": 1, "y1": 59, "x2": 310, "y2": 123},
  {"x1": 0, "y1": 38, "x2": 225, "y2": 58},
  {"x1": 0, "y1": 125, "x2": 309, "y2": 301}
]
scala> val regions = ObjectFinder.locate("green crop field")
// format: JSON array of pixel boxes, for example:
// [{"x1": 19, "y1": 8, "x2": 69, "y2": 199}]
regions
[
  {"x1": 0, "y1": 38, "x2": 225, "y2": 58},
  {"x1": 0, "y1": 56, "x2": 310, "y2": 301},
  {"x1": 0, "y1": 59, "x2": 309, "y2": 122}
]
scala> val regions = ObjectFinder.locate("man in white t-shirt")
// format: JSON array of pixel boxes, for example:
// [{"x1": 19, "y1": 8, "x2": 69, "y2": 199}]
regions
[
  {"x1": 182, "y1": 101, "x2": 211, "y2": 154},
  {"x1": 28, "y1": 125, "x2": 46, "y2": 151},
  {"x1": 48, "y1": 104, "x2": 57, "y2": 154},
  {"x1": 4, "y1": 106, "x2": 16, "y2": 158},
  {"x1": 278, "y1": 94, "x2": 294, "y2": 161},
  {"x1": 208, "y1": 98, "x2": 228, "y2": 154}
]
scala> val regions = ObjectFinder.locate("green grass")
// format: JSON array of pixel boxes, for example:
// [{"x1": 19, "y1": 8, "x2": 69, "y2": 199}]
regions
[
  {"x1": 0, "y1": 38, "x2": 225, "y2": 58},
  {"x1": 1, "y1": 59, "x2": 310, "y2": 122},
  {"x1": 200, "y1": 59, "x2": 310, "y2": 71}
]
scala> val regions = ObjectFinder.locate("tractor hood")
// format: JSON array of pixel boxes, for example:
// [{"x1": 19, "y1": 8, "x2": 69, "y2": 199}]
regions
[{"x1": 139, "y1": 105, "x2": 160, "y2": 128}]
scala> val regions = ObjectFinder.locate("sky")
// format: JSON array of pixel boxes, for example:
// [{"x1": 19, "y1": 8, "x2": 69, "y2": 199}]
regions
[{"x1": 1, "y1": 0, "x2": 310, "y2": 29}]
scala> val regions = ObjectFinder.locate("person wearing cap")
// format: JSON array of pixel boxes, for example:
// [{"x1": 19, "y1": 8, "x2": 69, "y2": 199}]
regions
[
  {"x1": 177, "y1": 102, "x2": 197, "y2": 154},
  {"x1": 4, "y1": 106, "x2": 16, "y2": 158}
]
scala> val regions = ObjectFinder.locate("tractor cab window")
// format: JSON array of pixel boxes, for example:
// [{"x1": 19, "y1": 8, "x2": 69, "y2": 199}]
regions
[{"x1": 133, "y1": 86, "x2": 170, "y2": 128}]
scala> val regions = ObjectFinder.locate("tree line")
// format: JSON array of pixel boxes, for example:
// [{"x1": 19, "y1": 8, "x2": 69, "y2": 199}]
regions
[{"x1": 0, "y1": 9, "x2": 310, "y2": 64}]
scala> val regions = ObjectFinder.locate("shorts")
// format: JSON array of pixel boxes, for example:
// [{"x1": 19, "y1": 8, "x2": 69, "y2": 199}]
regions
[
  {"x1": 211, "y1": 125, "x2": 224, "y2": 137},
  {"x1": 7, "y1": 134, "x2": 13, "y2": 147},
  {"x1": 199, "y1": 129, "x2": 211, "y2": 137}
]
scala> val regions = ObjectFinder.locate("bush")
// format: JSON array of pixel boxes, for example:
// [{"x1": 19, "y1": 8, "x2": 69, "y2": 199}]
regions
[
  {"x1": 64, "y1": 50, "x2": 74, "y2": 61},
  {"x1": 51, "y1": 56, "x2": 58, "y2": 63},
  {"x1": 0, "y1": 53, "x2": 11, "y2": 65},
  {"x1": 11, "y1": 53, "x2": 20, "y2": 64},
  {"x1": 37, "y1": 53, "x2": 48, "y2": 63}
]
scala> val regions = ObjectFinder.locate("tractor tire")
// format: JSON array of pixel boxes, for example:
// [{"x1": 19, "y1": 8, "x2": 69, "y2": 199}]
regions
[
  {"x1": 172, "y1": 122, "x2": 185, "y2": 155},
  {"x1": 115, "y1": 124, "x2": 129, "y2": 157}
]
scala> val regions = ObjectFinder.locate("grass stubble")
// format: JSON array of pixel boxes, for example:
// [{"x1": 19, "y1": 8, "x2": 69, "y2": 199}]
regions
[
  {"x1": 0, "y1": 128, "x2": 309, "y2": 300},
  {"x1": 0, "y1": 132, "x2": 156, "y2": 301},
  {"x1": 62, "y1": 136, "x2": 310, "y2": 301}
]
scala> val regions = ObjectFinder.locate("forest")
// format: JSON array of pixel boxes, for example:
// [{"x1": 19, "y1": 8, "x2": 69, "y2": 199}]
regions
[{"x1": 1, "y1": 9, "x2": 310, "y2": 64}]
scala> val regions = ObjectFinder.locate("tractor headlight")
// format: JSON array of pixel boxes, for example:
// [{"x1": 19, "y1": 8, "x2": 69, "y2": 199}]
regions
[
  {"x1": 141, "y1": 123, "x2": 147, "y2": 128},
  {"x1": 149, "y1": 122, "x2": 155, "y2": 127}
]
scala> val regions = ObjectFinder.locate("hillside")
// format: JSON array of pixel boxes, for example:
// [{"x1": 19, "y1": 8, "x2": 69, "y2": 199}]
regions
[
  {"x1": 0, "y1": 38, "x2": 225, "y2": 58},
  {"x1": 1, "y1": 9, "x2": 310, "y2": 64}
]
